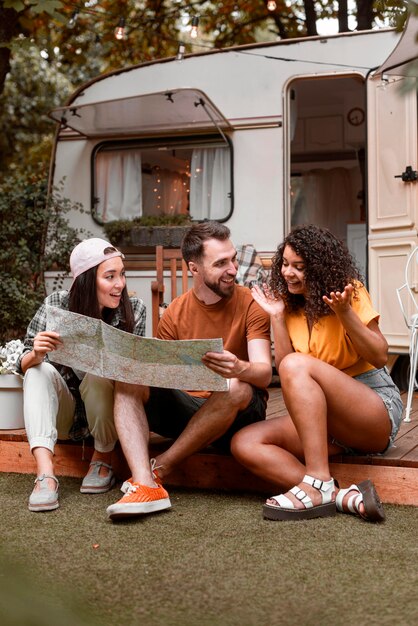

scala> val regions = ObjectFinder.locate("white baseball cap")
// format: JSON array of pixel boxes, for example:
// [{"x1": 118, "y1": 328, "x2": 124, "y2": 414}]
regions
[{"x1": 70, "y1": 238, "x2": 124, "y2": 280}]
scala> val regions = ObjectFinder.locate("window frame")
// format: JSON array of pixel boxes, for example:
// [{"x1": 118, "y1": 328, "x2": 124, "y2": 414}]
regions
[{"x1": 90, "y1": 133, "x2": 234, "y2": 225}]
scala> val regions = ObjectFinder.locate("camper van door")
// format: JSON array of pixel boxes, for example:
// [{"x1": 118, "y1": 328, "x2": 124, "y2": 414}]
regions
[{"x1": 367, "y1": 70, "x2": 418, "y2": 355}]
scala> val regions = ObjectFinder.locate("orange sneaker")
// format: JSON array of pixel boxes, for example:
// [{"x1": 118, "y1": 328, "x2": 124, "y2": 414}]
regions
[
  {"x1": 106, "y1": 482, "x2": 171, "y2": 520},
  {"x1": 120, "y1": 459, "x2": 162, "y2": 494}
]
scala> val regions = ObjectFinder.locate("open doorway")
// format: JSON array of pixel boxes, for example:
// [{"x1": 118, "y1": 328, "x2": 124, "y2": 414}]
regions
[{"x1": 288, "y1": 74, "x2": 367, "y2": 281}]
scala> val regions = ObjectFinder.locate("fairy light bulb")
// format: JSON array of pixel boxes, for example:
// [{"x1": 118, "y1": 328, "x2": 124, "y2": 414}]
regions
[
  {"x1": 190, "y1": 16, "x2": 199, "y2": 39},
  {"x1": 176, "y1": 43, "x2": 186, "y2": 60},
  {"x1": 68, "y1": 10, "x2": 79, "y2": 28},
  {"x1": 267, "y1": 1, "x2": 277, "y2": 10},
  {"x1": 114, "y1": 17, "x2": 127, "y2": 41}
]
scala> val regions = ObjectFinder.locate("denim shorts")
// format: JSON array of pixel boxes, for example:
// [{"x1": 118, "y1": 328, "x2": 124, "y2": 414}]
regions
[{"x1": 334, "y1": 366, "x2": 403, "y2": 455}]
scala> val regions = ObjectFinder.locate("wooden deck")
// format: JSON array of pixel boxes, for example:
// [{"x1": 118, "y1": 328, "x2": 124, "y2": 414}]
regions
[{"x1": 1, "y1": 387, "x2": 417, "y2": 506}]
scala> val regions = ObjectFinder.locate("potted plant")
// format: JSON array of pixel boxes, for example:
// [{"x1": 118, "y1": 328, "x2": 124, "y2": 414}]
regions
[
  {"x1": 102, "y1": 214, "x2": 192, "y2": 249},
  {"x1": 0, "y1": 339, "x2": 25, "y2": 430}
]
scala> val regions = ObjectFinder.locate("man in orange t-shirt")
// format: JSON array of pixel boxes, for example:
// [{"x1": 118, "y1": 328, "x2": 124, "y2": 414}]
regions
[{"x1": 107, "y1": 221, "x2": 272, "y2": 520}]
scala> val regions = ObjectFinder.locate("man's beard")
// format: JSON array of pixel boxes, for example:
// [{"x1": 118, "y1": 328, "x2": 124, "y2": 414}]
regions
[{"x1": 203, "y1": 277, "x2": 235, "y2": 300}]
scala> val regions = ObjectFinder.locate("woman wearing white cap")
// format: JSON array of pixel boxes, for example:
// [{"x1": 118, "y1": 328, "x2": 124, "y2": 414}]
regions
[{"x1": 17, "y1": 238, "x2": 146, "y2": 512}]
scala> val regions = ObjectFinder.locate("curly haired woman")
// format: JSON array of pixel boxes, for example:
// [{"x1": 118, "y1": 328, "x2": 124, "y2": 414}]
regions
[{"x1": 231, "y1": 224, "x2": 403, "y2": 522}]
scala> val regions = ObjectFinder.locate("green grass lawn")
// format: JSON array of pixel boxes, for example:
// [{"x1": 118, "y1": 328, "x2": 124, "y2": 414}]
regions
[{"x1": 1, "y1": 473, "x2": 417, "y2": 626}]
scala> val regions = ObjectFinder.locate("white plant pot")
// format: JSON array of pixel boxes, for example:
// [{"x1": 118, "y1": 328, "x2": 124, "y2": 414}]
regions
[{"x1": 0, "y1": 374, "x2": 24, "y2": 429}]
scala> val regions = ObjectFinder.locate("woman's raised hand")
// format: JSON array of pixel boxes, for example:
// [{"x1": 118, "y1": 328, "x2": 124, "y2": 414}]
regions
[
  {"x1": 251, "y1": 283, "x2": 285, "y2": 317},
  {"x1": 322, "y1": 283, "x2": 354, "y2": 315}
]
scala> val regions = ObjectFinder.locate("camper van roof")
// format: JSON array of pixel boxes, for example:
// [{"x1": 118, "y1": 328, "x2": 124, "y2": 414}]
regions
[{"x1": 53, "y1": 27, "x2": 396, "y2": 107}]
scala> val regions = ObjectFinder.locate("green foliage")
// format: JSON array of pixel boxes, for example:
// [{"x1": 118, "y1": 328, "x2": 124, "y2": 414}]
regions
[
  {"x1": 3, "y1": 0, "x2": 26, "y2": 10},
  {"x1": 0, "y1": 172, "x2": 89, "y2": 342},
  {"x1": 3, "y1": 0, "x2": 64, "y2": 16},
  {"x1": 375, "y1": 0, "x2": 410, "y2": 26},
  {"x1": 103, "y1": 214, "x2": 192, "y2": 243},
  {"x1": 0, "y1": 43, "x2": 73, "y2": 177},
  {"x1": 3, "y1": 1, "x2": 407, "y2": 85},
  {"x1": 30, "y1": 0, "x2": 63, "y2": 15}
]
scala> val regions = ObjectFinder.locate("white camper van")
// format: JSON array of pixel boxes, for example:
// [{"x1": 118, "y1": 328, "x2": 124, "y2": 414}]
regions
[{"x1": 47, "y1": 19, "x2": 418, "y2": 385}]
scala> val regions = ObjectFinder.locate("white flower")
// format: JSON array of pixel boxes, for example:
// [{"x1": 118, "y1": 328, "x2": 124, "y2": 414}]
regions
[{"x1": 0, "y1": 339, "x2": 25, "y2": 375}]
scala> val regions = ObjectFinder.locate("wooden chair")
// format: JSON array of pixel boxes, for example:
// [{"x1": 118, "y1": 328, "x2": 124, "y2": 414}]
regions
[{"x1": 151, "y1": 246, "x2": 189, "y2": 336}]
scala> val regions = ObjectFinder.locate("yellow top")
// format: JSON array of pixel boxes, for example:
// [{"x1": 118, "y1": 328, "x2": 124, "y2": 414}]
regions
[{"x1": 285, "y1": 284, "x2": 379, "y2": 377}]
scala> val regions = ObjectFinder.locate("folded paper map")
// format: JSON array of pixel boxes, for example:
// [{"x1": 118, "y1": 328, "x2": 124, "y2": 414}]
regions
[{"x1": 46, "y1": 306, "x2": 228, "y2": 392}]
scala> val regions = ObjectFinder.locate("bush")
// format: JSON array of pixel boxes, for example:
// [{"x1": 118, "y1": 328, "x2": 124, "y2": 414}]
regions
[{"x1": 0, "y1": 172, "x2": 89, "y2": 342}]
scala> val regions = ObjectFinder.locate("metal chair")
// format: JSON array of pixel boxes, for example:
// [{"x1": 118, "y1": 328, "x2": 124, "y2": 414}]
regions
[{"x1": 396, "y1": 246, "x2": 418, "y2": 422}]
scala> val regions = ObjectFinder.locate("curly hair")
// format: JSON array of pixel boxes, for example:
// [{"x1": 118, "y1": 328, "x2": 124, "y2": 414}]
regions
[{"x1": 269, "y1": 224, "x2": 363, "y2": 323}]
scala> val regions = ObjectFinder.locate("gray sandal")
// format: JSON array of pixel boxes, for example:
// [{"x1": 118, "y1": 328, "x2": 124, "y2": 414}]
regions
[
  {"x1": 80, "y1": 461, "x2": 115, "y2": 494},
  {"x1": 28, "y1": 474, "x2": 59, "y2": 512}
]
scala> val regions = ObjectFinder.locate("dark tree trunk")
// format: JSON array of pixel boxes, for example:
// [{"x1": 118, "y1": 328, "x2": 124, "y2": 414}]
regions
[
  {"x1": 269, "y1": 13, "x2": 290, "y2": 40},
  {"x1": 303, "y1": 0, "x2": 318, "y2": 36},
  {"x1": 0, "y1": 5, "x2": 19, "y2": 96},
  {"x1": 338, "y1": 0, "x2": 349, "y2": 32},
  {"x1": 356, "y1": 0, "x2": 374, "y2": 30}
]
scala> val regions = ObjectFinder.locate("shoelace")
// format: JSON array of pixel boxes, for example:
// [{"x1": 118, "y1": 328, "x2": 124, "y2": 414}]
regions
[
  {"x1": 150, "y1": 458, "x2": 163, "y2": 479},
  {"x1": 125, "y1": 482, "x2": 139, "y2": 495},
  {"x1": 121, "y1": 460, "x2": 163, "y2": 494}
]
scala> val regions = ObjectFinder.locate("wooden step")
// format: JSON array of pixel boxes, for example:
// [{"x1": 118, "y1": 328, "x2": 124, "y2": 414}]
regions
[
  {"x1": 0, "y1": 429, "x2": 417, "y2": 506},
  {"x1": 1, "y1": 388, "x2": 417, "y2": 506}
]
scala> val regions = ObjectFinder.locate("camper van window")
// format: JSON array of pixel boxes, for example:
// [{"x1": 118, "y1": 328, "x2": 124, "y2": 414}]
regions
[{"x1": 92, "y1": 138, "x2": 233, "y2": 224}]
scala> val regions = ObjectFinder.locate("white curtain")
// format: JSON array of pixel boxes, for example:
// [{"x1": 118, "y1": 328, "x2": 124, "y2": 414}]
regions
[
  {"x1": 291, "y1": 167, "x2": 359, "y2": 241},
  {"x1": 96, "y1": 150, "x2": 142, "y2": 222},
  {"x1": 189, "y1": 148, "x2": 230, "y2": 220}
]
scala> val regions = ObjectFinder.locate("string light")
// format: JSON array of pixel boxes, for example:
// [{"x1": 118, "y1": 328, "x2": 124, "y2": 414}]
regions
[
  {"x1": 59, "y1": 1, "x2": 376, "y2": 69},
  {"x1": 176, "y1": 43, "x2": 186, "y2": 60},
  {"x1": 68, "y1": 10, "x2": 79, "y2": 28},
  {"x1": 61, "y1": 3, "x2": 285, "y2": 52},
  {"x1": 114, "y1": 16, "x2": 127, "y2": 41},
  {"x1": 190, "y1": 16, "x2": 199, "y2": 39}
]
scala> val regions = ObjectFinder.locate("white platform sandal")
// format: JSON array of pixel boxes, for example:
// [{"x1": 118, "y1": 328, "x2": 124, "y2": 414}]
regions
[
  {"x1": 335, "y1": 480, "x2": 385, "y2": 522},
  {"x1": 263, "y1": 474, "x2": 336, "y2": 521}
]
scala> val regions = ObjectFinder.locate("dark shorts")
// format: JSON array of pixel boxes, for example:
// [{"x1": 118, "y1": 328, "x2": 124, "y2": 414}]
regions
[{"x1": 146, "y1": 386, "x2": 268, "y2": 452}]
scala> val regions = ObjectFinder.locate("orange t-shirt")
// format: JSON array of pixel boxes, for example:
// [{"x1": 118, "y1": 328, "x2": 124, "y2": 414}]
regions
[
  {"x1": 285, "y1": 284, "x2": 379, "y2": 377},
  {"x1": 157, "y1": 285, "x2": 271, "y2": 396}
]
